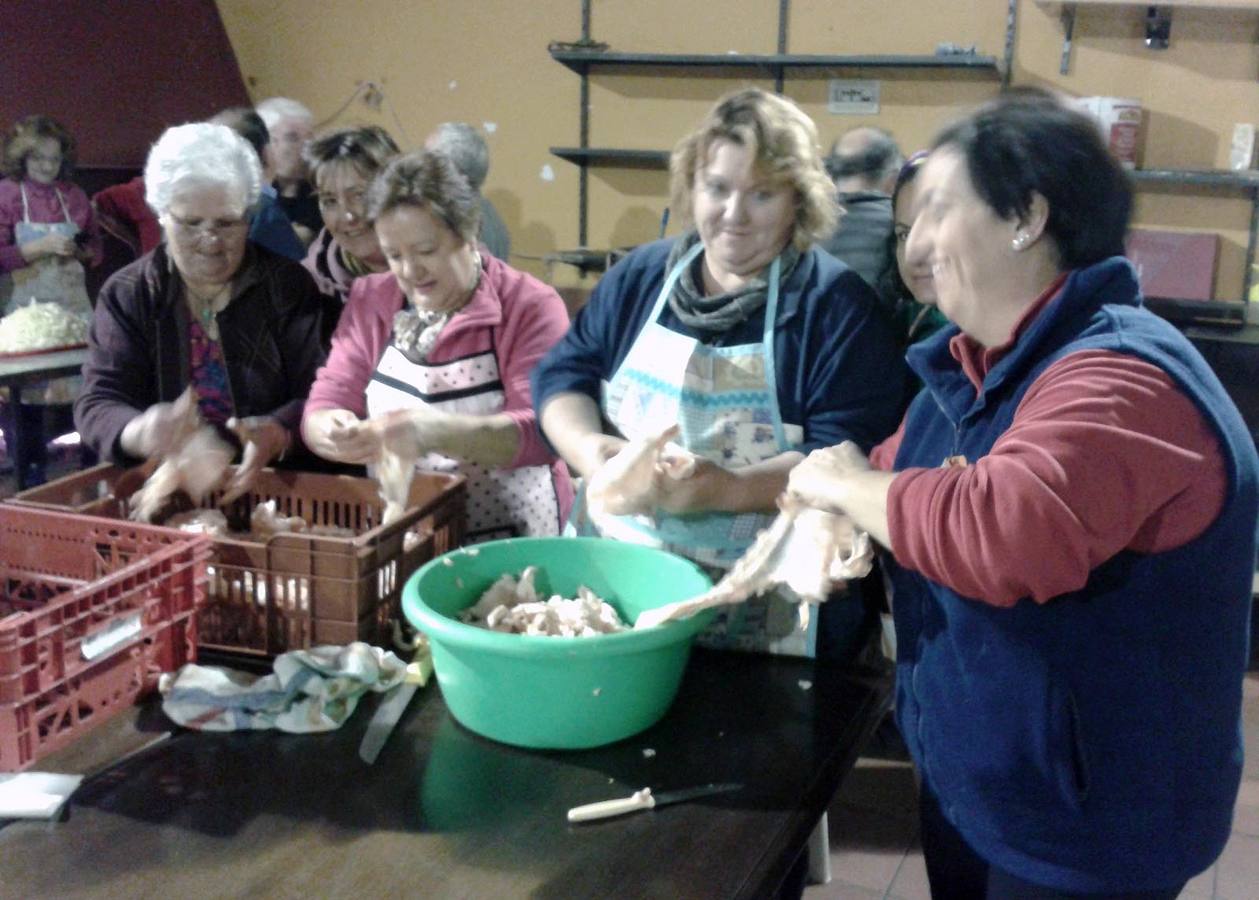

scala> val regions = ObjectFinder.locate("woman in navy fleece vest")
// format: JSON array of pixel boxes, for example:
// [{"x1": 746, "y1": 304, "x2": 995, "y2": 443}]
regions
[{"x1": 788, "y1": 88, "x2": 1259, "y2": 898}]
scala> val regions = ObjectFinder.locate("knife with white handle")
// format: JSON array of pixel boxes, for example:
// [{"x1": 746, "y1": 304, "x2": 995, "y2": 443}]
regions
[{"x1": 567, "y1": 782, "x2": 741, "y2": 823}]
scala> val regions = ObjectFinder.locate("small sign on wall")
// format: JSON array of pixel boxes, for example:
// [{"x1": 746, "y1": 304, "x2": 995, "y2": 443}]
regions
[{"x1": 828, "y1": 79, "x2": 880, "y2": 115}]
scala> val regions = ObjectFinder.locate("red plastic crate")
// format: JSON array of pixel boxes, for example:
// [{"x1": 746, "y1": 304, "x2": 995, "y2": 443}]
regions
[
  {"x1": 0, "y1": 505, "x2": 210, "y2": 771},
  {"x1": 11, "y1": 465, "x2": 467, "y2": 660}
]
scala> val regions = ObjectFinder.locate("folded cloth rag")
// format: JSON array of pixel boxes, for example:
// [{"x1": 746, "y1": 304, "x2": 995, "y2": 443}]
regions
[{"x1": 159, "y1": 642, "x2": 408, "y2": 733}]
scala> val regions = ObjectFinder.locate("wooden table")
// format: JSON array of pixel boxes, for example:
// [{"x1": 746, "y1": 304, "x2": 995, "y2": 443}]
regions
[
  {"x1": 0, "y1": 347, "x2": 88, "y2": 489},
  {"x1": 0, "y1": 648, "x2": 891, "y2": 899}
]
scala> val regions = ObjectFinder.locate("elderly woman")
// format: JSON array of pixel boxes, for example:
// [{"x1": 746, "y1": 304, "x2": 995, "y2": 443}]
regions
[
  {"x1": 532, "y1": 88, "x2": 907, "y2": 658},
  {"x1": 301, "y1": 126, "x2": 399, "y2": 310},
  {"x1": 74, "y1": 123, "x2": 327, "y2": 501},
  {"x1": 302, "y1": 150, "x2": 572, "y2": 540},
  {"x1": 787, "y1": 89, "x2": 1259, "y2": 897},
  {"x1": 425, "y1": 122, "x2": 510, "y2": 261}
]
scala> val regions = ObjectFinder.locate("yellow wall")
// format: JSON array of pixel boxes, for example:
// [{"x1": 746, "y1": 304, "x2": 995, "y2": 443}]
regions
[{"x1": 217, "y1": 0, "x2": 1259, "y2": 302}]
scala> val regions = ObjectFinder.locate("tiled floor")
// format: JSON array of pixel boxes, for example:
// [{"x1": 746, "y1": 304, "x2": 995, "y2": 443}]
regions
[{"x1": 807, "y1": 673, "x2": 1259, "y2": 899}]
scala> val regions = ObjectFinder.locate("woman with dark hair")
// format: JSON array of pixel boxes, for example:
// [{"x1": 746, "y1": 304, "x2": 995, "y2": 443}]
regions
[
  {"x1": 877, "y1": 151, "x2": 947, "y2": 349},
  {"x1": 787, "y1": 88, "x2": 1259, "y2": 897},
  {"x1": 301, "y1": 125, "x2": 400, "y2": 308},
  {"x1": 302, "y1": 150, "x2": 572, "y2": 541}
]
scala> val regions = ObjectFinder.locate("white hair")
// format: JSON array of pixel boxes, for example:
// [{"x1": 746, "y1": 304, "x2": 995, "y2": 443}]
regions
[
  {"x1": 144, "y1": 123, "x2": 263, "y2": 218},
  {"x1": 255, "y1": 97, "x2": 314, "y2": 132},
  {"x1": 426, "y1": 122, "x2": 489, "y2": 190}
]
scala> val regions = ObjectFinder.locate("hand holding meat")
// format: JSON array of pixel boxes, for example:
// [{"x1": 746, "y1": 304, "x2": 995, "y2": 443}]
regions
[
  {"x1": 784, "y1": 441, "x2": 872, "y2": 517},
  {"x1": 220, "y1": 415, "x2": 290, "y2": 504},
  {"x1": 301, "y1": 408, "x2": 378, "y2": 465},
  {"x1": 585, "y1": 424, "x2": 697, "y2": 520},
  {"x1": 120, "y1": 390, "x2": 199, "y2": 459},
  {"x1": 635, "y1": 494, "x2": 872, "y2": 629}
]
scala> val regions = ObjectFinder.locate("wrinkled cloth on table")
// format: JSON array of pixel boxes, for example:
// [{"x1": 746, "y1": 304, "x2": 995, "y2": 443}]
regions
[{"x1": 159, "y1": 642, "x2": 409, "y2": 733}]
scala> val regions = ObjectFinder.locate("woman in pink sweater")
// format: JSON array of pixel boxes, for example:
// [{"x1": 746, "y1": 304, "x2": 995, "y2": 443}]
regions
[{"x1": 302, "y1": 150, "x2": 572, "y2": 541}]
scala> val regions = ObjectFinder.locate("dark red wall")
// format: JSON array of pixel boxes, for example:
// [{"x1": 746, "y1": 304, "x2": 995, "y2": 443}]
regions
[{"x1": 0, "y1": 0, "x2": 249, "y2": 167}]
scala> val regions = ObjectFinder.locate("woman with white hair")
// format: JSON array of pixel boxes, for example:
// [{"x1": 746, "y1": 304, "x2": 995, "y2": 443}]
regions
[
  {"x1": 255, "y1": 96, "x2": 320, "y2": 244},
  {"x1": 74, "y1": 122, "x2": 327, "y2": 500}
]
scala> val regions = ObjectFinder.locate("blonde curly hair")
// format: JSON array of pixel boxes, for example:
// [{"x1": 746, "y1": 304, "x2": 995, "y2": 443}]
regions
[{"x1": 669, "y1": 88, "x2": 838, "y2": 250}]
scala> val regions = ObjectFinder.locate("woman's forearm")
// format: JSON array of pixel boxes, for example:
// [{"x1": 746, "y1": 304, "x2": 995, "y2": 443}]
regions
[
  {"x1": 418, "y1": 409, "x2": 520, "y2": 468},
  {"x1": 539, "y1": 392, "x2": 616, "y2": 478}
]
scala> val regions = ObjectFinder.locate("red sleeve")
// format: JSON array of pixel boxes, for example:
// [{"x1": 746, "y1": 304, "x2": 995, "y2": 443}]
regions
[
  {"x1": 869, "y1": 416, "x2": 907, "y2": 471},
  {"x1": 493, "y1": 266, "x2": 571, "y2": 469},
  {"x1": 886, "y1": 350, "x2": 1227, "y2": 606},
  {"x1": 304, "y1": 276, "x2": 392, "y2": 419}
]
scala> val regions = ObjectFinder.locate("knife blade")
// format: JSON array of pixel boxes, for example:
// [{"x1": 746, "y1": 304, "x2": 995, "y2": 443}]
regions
[
  {"x1": 566, "y1": 782, "x2": 742, "y2": 823},
  {"x1": 358, "y1": 658, "x2": 428, "y2": 765}
]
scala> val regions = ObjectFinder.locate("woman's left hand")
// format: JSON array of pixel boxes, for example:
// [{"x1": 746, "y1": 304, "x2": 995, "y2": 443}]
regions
[
  {"x1": 786, "y1": 441, "x2": 871, "y2": 516},
  {"x1": 651, "y1": 456, "x2": 733, "y2": 514},
  {"x1": 220, "y1": 416, "x2": 290, "y2": 504}
]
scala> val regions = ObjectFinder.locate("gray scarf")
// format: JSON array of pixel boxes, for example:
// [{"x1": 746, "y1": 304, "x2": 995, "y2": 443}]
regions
[{"x1": 665, "y1": 231, "x2": 800, "y2": 335}]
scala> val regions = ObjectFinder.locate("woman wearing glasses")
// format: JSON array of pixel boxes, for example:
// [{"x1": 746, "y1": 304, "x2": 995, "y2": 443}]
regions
[{"x1": 74, "y1": 123, "x2": 327, "y2": 500}]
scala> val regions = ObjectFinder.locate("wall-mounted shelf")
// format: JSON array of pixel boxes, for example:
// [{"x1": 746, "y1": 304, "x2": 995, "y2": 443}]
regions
[
  {"x1": 549, "y1": 49, "x2": 1001, "y2": 76},
  {"x1": 552, "y1": 0, "x2": 1017, "y2": 246},
  {"x1": 1036, "y1": 1, "x2": 1259, "y2": 74},
  {"x1": 1130, "y1": 169, "x2": 1259, "y2": 191}
]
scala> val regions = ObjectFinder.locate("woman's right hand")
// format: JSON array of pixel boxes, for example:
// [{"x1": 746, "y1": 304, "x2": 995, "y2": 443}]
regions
[
  {"x1": 302, "y1": 408, "x2": 380, "y2": 464},
  {"x1": 119, "y1": 393, "x2": 196, "y2": 459},
  {"x1": 19, "y1": 232, "x2": 76, "y2": 263}
]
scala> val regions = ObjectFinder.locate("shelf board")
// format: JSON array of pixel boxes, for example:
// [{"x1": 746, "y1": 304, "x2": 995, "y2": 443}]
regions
[
  {"x1": 1035, "y1": 1, "x2": 1259, "y2": 9},
  {"x1": 551, "y1": 147, "x2": 670, "y2": 169},
  {"x1": 1144, "y1": 296, "x2": 1249, "y2": 327},
  {"x1": 550, "y1": 49, "x2": 1000, "y2": 75},
  {"x1": 1130, "y1": 169, "x2": 1259, "y2": 191}
]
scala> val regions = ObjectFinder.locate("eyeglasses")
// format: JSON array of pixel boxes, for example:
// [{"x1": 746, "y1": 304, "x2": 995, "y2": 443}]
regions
[{"x1": 167, "y1": 214, "x2": 249, "y2": 241}]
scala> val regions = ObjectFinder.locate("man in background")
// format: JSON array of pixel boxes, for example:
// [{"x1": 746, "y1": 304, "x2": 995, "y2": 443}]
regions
[
  {"x1": 256, "y1": 97, "x2": 320, "y2": 245},
  {"x1": 209, "y1": 108, "x2": 306, "y2": 261},
  {"x1": 425, "y1": 122, "x2": 511, "y2": 261},
  {"x1": 819, "y1": 126, "x2": 902, "y2": 293}
]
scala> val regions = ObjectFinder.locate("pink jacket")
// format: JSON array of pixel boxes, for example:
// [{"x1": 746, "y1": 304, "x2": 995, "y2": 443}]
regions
[
  {"x1": 0, "y1": 177, "x2": 103, "y2": 273},
  {"x1": 306, "y1": 252, "x2": 574, "y2": 511}
]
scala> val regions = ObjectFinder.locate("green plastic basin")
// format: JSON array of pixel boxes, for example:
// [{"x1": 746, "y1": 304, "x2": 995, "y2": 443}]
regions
[{"x1": 402, "y1": 537, "x2": 715, "y2": 750}]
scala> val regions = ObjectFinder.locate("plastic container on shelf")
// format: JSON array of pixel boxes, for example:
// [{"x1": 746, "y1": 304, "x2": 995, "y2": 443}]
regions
[
  {"x1": 0, "y1": 505, "x2": 211, "y2": 771},
  {"x1": 9, "y1": 465, "x2": 467, "y2": 660}
]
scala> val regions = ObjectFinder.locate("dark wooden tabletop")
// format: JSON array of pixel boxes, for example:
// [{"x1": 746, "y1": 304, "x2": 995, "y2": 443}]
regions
[
  {"x1": 0, "y1": 648, "x2": 891, "y2": 900},
  {"x1": 0, "y1": 347, "x2": 87, "y2": 388}
]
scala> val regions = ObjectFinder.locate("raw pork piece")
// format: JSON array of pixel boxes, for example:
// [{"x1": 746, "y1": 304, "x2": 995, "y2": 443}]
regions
[
  {"x1": 460, "y1": 566, "x2": 626, "y2": 637},
  {"x1": 635, "y1": 495, "x2": 873, "y2": 629}
]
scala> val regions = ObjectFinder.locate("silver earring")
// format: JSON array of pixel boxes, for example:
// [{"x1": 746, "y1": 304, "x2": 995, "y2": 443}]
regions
[{"x1": 1011, "y1": 232, "x2": 1029, "y2": 251}]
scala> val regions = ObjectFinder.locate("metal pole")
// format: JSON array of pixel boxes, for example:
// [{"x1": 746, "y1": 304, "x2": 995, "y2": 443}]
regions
[
  {"x1": 579, "y1": 0, "x2": 591, "y2": 246},
  {"x1": 775, "y1": 0, "x2": 788, "y2": 94}
]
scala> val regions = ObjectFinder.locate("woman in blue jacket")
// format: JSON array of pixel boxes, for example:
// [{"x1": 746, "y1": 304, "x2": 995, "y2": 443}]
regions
[{"x1": 532, "y1": 88, "x2": 908, "y2": 660}]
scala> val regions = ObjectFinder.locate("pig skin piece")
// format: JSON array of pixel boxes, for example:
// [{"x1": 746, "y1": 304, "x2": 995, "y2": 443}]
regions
[
  {"x1": 376, "y1": 445, "x2": 413, "y2": 527},
  {"x1": 129, "y1": 389, "x2": 234, "y2": 523},
  {"x1": 634, "y1": 496, "x2": 873, "y2": 629},
  {"x1": 585, "y1": 423, "x2": 698, "y2": 536}
]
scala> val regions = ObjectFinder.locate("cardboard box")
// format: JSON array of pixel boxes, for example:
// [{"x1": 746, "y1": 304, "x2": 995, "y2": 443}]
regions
[
  {"x1": 1125, "y1": 228, "x2": 1218, "y2": 301},
  {"x1": 1074, "y1": 97, "x2": 1143, "y2": 169}
]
